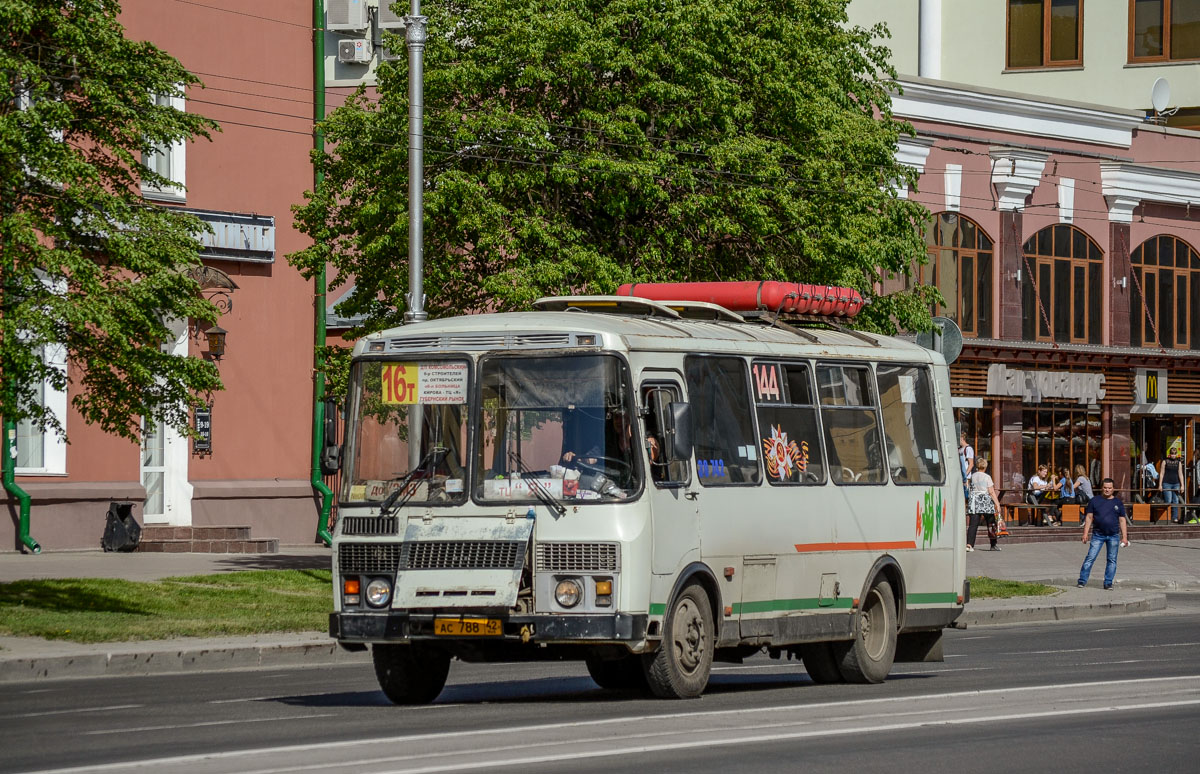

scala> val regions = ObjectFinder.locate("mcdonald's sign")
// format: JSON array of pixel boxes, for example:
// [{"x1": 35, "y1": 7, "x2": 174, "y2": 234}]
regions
[{"x1": 1135, "y1": 369, "x2": 1168, "y2": 404}]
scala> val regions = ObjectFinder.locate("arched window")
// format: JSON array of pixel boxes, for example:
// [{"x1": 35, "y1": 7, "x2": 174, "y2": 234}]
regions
[
  {"x1": 1130, "y1": 235, "x2": 1200, "y2": 349},
  {"x1": 1021, "y1": 225, "x2": 1103, "y2": 344},
  {"x1": 920, "y1": 213, "x2": 993, "y2": 337}
]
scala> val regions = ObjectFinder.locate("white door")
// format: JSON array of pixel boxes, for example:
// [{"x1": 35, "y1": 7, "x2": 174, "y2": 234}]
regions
[{"x1": 139, "y1": 319, "x2": 193, "y2": 525}]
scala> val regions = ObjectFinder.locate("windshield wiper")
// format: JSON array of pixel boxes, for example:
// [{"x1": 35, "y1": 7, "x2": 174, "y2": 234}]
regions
[
  {"x1": 379, "y1": 447, "x2": 449, "y2": 516},
  {"x1": 507, "y1": 451, "x2": 567, "y2": 518}
]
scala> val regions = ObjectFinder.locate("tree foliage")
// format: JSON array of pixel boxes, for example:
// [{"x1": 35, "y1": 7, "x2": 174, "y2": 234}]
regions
[
  {"x1": 1, "y1": 0, "x2": 223, "y2": 441},
  {"x1": 292, "y1": 0, "x2": 939, "y2": 335}
]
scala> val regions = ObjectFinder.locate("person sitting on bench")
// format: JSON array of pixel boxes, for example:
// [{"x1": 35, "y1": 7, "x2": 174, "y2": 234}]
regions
[{"x1": 1027, "y1": 463, "x2": 1061, "y2": 526}]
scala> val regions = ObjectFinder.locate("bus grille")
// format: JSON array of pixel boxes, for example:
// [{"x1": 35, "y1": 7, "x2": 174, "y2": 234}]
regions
[
  {"x1": 400, "y1": 540, "x2": 525, "y2": 570},
  {"x1": 338, "y1": 543, "x2": 402, "y2": 575},
  {"x1": 535, "y1": 542, "x2": 620, "y2": 573},
  {"x1": 340, "y1": 516, "x2": 399, "y2": 536}
]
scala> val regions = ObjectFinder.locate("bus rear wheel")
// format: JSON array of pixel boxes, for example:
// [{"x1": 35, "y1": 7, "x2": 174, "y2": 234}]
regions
[
  {"x1": 834, "y1": 579, "x2": 897, "y2": 684},
  {"x1": 586, "y1": 653, "x2": 649, "y2": 692},
  {"x1": 372, "y1": 643, "x2": 451, "y2": 705},
  {"x1": 644, "y1": 582, "x2": 714, "y2": 699}
]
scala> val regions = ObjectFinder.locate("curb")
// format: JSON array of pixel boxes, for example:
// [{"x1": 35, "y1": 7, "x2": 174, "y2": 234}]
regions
[
  {"x1": 957, "y1": 591, "x2": 1168, "y2": 627},
  {"x1": 0, "y1": 636, "x2": 367, "y2": 683},
  {"x1": 0, "y1": 592, "x2": 1173, "y2": 682}
]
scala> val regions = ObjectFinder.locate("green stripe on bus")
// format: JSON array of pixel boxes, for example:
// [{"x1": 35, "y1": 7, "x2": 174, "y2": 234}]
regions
[
  {"x1": 649, "y1": 603, "x2": 667, "y2": 616},
  {"x1": 906, "y1": 592, "x2": 959, "y2": 604},
  {"x1": 732, "y1": 598, "x2": 855, "y2": 615}
]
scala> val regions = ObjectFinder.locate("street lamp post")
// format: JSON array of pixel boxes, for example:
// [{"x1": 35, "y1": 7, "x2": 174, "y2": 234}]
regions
[{"x1": 404, "y1": 1, "x2": 428, "y2": 323}]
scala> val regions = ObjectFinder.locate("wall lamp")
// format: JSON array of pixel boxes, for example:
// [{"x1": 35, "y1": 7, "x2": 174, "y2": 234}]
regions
[
  {"x1": 1113, "y1": 276, "x2": 1127, "y2": 290},
  {"x1": 203, "y1": 325, "x2": 227, "y2": 361}
]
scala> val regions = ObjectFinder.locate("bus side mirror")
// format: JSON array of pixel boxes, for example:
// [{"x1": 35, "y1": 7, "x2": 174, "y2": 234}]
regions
[
  {"x1": 320, "y1": 399, "x2": 342, "y2": 475},
  {"x1": 666, "y1": 402, "x2": 693, "y2": 461}
]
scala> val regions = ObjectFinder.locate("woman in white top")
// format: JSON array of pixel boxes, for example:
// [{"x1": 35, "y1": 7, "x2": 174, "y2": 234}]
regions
[{"x1": 966, "y1": 457, "x2": 1002, "y2": 551}]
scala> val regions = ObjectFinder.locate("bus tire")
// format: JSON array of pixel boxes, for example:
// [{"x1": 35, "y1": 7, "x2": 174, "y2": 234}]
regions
[
  {"x1": 798, "y1": 642, "x2": 844, "y2": 684},
  {"x1": 834, "y1": 579, "x2": 897, "y2": 684},
  {"x1": 586, "y1": 653, "x2": 649, "y2": 692},
  {"x1": 643, "y1": 582, "x2": 714, "y2": 699},
  {"x1": 372, "y1": 643, "x2": 451, "y2": 705}
]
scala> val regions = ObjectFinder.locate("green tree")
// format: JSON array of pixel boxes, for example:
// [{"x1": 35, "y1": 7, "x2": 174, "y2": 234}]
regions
[
  {"x1": 1, "y1": 0, "x2": 223, "y2": 441},
  {"x1": 292, "y1": 0, "x2": 939, "y2": 336}
]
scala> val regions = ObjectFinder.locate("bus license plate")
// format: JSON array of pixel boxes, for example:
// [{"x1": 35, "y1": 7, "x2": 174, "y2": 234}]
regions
[{"x1": 434, "y1": 618, "x2": 501, "y2": 636}]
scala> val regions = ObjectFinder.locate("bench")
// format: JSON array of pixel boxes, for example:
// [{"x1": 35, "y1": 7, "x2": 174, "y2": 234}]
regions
[
  {"x1": 1130, "y1": 502, "x2": 1176, "y2": 523},
  {"x1": 1002, "y1": 503, "x2": 1061, "y2": 527}
]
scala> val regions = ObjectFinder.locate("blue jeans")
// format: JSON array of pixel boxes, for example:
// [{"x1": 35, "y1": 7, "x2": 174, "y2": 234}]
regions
[
  {"x1": 1078, "y1": 534, "x2": 1121, "y2": 588},
  {"x1": 1162, "y1": 483, "x2": 1181, "y2": 522}
]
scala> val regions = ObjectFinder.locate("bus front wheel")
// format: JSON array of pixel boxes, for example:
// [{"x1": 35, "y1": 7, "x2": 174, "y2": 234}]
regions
[
  {"x1": 644, "y1": 582, "x2": 714, "y2": 699},
  {"x1": 834, "y1": 579, "x2": 897, "y2": 684},
  {"x1": 372, "y1": 643, "x2": 451, "y2": 705}
]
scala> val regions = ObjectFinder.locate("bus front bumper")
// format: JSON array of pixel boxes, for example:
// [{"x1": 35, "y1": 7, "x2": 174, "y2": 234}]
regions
[{"x1": 330, "y1": 611, "x2": 647, "y2": 643}]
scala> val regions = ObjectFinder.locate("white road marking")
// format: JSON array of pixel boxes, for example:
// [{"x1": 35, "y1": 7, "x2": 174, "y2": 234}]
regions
[
  {"x1": 955, "y1": 635, "x2": 991, "y2": 640},
  {"x1": 82, "y1": 713, "x2": 337, "y2": 736},
  {"x1": 21, "y1": 675, "x2": 1200, "y2": 774},
  {"x1": 6, "y1": 703, "x2": 142, "y2": 719}
]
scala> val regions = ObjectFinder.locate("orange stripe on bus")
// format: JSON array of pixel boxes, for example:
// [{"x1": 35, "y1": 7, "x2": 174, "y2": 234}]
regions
[{"x1": 793, "y1": 541, "x2": 918, "y2": 552}]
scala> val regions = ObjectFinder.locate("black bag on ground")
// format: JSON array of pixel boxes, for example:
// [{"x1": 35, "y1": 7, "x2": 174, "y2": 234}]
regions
[{"x1": 101, "y1": 501, "x2": 141, "y2": 552}]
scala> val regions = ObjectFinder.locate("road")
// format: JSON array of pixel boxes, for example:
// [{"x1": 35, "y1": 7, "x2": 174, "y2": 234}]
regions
[{"x1": 4, "y1": 597, "x2": 1200, "y2": 774}]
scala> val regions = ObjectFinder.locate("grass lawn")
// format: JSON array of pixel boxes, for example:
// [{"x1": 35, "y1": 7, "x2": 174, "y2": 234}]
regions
[
  {"x1": 969, "y1": 576, "x2": 1058, "y2": 599},
  {"x1": 0, "y1": 569, "x2": 332, "y2": 643}
]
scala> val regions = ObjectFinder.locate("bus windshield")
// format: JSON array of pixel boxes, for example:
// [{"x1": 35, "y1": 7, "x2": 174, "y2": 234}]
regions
[
  {"x1": 476, "y1": 354, "x2": 639, "y2": 504},
  {"x1": 342, "y1": 359, "x2": 470, "y2": 506}
]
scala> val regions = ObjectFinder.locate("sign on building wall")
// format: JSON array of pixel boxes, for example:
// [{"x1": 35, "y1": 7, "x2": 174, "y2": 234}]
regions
[
  {"x1": 985, "y1": 364, "x2": 1106, "y2": 405},
  {"x1": 194, "y1": 406, "x2": 212, "y2": 456},
  {"x1": 1134, "y1": 368, "x2": 1168, "y2": 404},
  {"x1": 183, "y1": 208, "x2": 275, "y2": 263}
]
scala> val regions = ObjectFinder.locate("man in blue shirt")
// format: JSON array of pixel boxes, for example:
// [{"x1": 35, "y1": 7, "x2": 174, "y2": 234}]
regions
[{"x1": 1077, "y1": 478, "x2": 1130, "y2": 590}]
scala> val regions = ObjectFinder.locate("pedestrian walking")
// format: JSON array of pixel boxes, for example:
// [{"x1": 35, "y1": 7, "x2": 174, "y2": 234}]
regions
[
  {"x1": 959, "y1": 433, "x2": 975, "y2": 503},
  {"x1": 1077, "y1": 477, "x2": 1130, "y2": 590},
  {"x1": 1158, "y1": 447, "x2": 1185, "y2": 523},
  {"x1": 966, "y1": 457, "x2": 1001, "y2": 552}
]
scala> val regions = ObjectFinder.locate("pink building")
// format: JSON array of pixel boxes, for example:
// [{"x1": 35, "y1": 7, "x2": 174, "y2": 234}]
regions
[{"x1": 3, "y1": 1, "x2": 326, "y2": 551}]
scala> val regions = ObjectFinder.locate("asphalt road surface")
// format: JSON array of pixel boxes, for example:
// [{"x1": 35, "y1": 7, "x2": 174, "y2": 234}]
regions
[{"x1": 5, "y1": 597, "x2": 1200, "y2": 774}]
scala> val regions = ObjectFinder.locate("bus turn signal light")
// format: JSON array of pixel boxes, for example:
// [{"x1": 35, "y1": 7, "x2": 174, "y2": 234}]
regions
[
  {"x1": 594, "y1": 580, "x2": 612, "y2": 596},
  {"x1": 344, "y1": 579, "x2": 360, "y2": 595}
]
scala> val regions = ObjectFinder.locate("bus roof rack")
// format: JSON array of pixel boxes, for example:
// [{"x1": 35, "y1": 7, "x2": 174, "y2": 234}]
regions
[{"x1": 532, "y1": 295, "x2": 746, "y2": 323}]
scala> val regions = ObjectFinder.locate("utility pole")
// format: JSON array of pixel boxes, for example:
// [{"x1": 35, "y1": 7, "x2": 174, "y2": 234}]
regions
[{"x1": 404, "y1": 0, "x2": 428, "y2": 323}]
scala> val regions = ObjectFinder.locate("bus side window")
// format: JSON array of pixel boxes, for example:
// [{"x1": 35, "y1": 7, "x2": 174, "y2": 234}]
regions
[
  {"x1": 642, "y1": 385, "x2": 688, "y2": 485},
  {"x1": 752, "y1": 360, "x2": 826, "y2": 486},
  {"x1": 683, "y1": 357, "x2": 761, "y2": 486},
  {"x1": 816, "y1": 363, "x2": 885, "y2": 485},
  {"x1": 876, "y1": 364, "x2": 945, "y2": 484}
]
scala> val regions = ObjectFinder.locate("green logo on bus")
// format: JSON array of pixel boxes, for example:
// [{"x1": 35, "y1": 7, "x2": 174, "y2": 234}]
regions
[{"x1": 916, "y1": 488, "x2": 946, "y2": 549}]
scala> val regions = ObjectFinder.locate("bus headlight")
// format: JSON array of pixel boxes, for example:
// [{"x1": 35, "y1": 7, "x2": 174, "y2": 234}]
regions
[
  {"x1": 365, "y1": 578, "x2": 392, "y2": 608},
  {"x1": 554, "y1": 578, "x2": 583, "y2": 608}
]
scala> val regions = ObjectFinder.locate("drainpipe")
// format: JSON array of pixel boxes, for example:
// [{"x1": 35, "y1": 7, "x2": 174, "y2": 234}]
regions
[
  {"x1": 2, "y1": 418, "x2": 39, "y2": 553},
  {"x1": 310, "y1": 0, "x2": 333, "y2": 546}
]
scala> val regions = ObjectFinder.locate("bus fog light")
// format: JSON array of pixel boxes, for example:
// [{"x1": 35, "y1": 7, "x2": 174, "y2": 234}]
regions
[
  {"x1": 554, "y1": 578, "x2": 583, "y2": 608},
  {"x1": 365, "y1": 578, "x2": 392, "y2": 608}
]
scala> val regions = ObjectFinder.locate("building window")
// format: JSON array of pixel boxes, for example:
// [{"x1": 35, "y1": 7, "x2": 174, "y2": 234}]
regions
[
  {"x1": 14, "y1": 345, "x2": 67, "y2": 475},
  {"x1": 1008, "y1": 0, "x2": 1083, "y2": 68},
  {"x1": 1020, "y1": 407, "x2": 1102, "y2": 489},
  {"x1": 141, "y1": 90, "x2": 186, "y2": 202},
  {"x1": 1130, "y1": 0, "x2": 1200, "y2": 61},
  {"x1": 1021, "y1": 224, "x2": 1103, "y2": 344},
  {"x1": 920, "y1": 213, "x2": 994, "y2": 338},
  {"x1": 1130, "y1": 235, "x2": 1200, "y2": 349}
]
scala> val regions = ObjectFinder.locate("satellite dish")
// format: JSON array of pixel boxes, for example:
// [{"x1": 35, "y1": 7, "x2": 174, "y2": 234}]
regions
[
  {"x1": 916, "y1": 316, "x2": 963, "y2": 365},
  {"x1": 1151, "y1": 77, "x2": 1171, "y2": 113}
]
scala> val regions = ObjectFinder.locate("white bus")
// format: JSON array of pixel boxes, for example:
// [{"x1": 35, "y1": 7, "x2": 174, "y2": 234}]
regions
[{"x1": 328, "y1": 282, "x2": 967, "y2": 703}]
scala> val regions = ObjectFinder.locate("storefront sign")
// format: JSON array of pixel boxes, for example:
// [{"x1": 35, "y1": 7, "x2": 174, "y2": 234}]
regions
[
  {"x1": 986, "y1": 364, "x2": 1105, "y2": 405},
  {"x1": 1135, "y1": 369, "x2": 1168, "y2": 404}
]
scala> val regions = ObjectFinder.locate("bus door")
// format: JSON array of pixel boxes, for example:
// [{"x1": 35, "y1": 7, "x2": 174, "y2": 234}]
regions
[{"x1": 641, "y1": 379, "x2": 699, "y2": 575}]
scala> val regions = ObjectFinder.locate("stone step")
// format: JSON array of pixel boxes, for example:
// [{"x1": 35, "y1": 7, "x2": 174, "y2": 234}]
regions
[
  {"x1": 140, "y1": 525, "x2": 253, "y2": 542},
  {"x1": 136, "y1": 538, "x2": 280, "y2": 554},
  {"x1": 997, "y1": 524, "x2": 1200, "y2": 544}
]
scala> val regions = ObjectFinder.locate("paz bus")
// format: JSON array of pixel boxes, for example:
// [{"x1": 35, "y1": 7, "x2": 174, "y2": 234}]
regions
[{"x1": 327, "y1": 281, "x2": 967, "y2": 702}]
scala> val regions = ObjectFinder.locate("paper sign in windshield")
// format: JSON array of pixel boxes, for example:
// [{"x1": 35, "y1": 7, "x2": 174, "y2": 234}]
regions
[{"x1": 381, "y1": 363, "x2": 468, "y2": 405}]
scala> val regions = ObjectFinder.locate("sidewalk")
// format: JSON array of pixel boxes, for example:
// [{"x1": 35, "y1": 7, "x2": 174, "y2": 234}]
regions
[{"x1": 1, "y1": 540, "x2": 1196, "y2": 682}]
